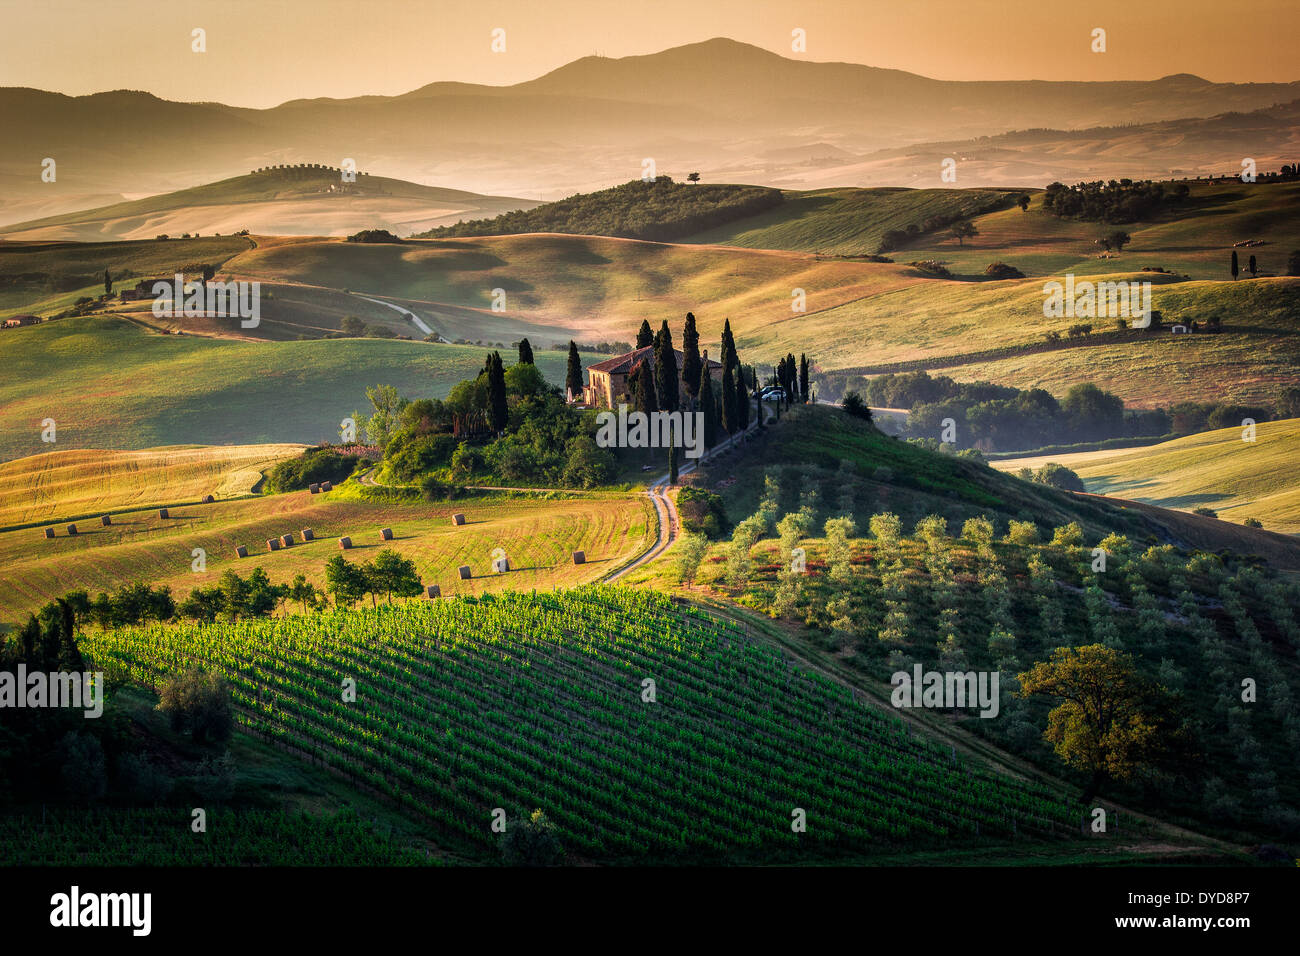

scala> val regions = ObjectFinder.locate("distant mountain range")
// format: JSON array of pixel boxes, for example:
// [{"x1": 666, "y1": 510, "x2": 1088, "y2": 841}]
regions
[{"x1": 3, "y1": 37, "x2": 1297, "y2": 225}]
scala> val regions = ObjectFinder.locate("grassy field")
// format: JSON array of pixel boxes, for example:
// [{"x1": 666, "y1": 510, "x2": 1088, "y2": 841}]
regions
[
  {"x1": 683, "y1": 186, "x2": 1020, "y2": 255},
  {"x1": 0, "y1": 444, "x2": 304, "y2": 528},
  {"x1": 0, "y1": 484, "x2": 651, "y2": 623},
  {"x1": 994, "y1": 418, "x2": 1300, "y2": 533},
  {"x1": 0, "y1": 316, "x2": 587, "y2": 461}
]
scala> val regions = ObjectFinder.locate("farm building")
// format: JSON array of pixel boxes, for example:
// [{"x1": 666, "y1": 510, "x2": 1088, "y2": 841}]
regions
[
  {"x1": 577, "y1": 346, "x2": 721, "y2": 409},
  {"x1": 3, "y1": 314, "x2": 40, "y2": 328}
]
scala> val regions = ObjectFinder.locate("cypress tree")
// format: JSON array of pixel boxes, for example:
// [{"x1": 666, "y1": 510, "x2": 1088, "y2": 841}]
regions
[
  {"x1": 753, "y1": 370, "x2": 764, "y2": 431},
  {"x1": 799, "y1": 354, "x2": 809, "y2": 403},
  {"x1": 566, "y1": 341, "x2": 583, "y2": 401},
  {"x1": 1231, "y1": 250, "x2": 1239, "y2": 280},
  {"x1": 517, "y1": 338, "x2": 534, "y2": 365},
  {"x1": 636, "y1": 319, "x2": 654, "y2": 349},
  {"x1": 654, "y1": 320, "x2": 679, "y2": 411},
  {"x1": 681, "y1": 312, "x2": 701, "y2": 402},
  {"x1": 669, "y1": 439, "x2": 679, "y2": 484},
  {"x1": 720, "y1": 318, "x2": 737, "y2": 373},
  {"x1": 487, "y1": 351, "x2": 508, "y2": 433},
  {"x1": 699, "y1": 352, "x2": 718, "y2": 448},
  {"x1": 721, "y1": 361, "x2": 737, "y2": 434},
  {"x1": 735, "y1": 363, "x2": 749, "y2": 430},
  {"x1": 104, "y1": 268, "x2": 111, "y2": 296},
  {"x1": 631, "y1": 359, "x2": 658, "y2": 414}
]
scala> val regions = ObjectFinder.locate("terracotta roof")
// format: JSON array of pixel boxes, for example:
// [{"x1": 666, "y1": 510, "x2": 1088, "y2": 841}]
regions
[{"x1": 587, "y1": 345, "x2": 723, "y2": 375}]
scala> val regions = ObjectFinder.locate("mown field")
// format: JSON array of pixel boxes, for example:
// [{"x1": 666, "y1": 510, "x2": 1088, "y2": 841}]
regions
[
  {"x1": 78, "y1": 586, "x2": 1097, "y2": 863},
  {"x1": 994, "y1": 418, "x2": 1300, "y2": 533},
  {"x1": 0, "y1": 485, "x2": 651, "y2": 624},
  {"x1": 0, "y1": 317, "x2": 586, "y2": 461},
  {"x1": 0, "y1": 444, "x2": 304, "y2": 528}
]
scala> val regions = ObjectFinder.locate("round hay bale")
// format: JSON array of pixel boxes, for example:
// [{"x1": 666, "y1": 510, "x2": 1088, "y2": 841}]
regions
[
  {"x1": 202, "y1": 494, "x2": 215, "y2": 503},
  {"x1": 572, "y1": 550, "x2": 586, "y2": 565},
  {"x1": 267, "y1": 538, "x2": 281, "y2": 551},
  {"x1": 158, "y1": 508, "x2": 169, "y2": 519},
  {"x1": 309, "y1": 483, "x2": 321, "y2": 494},
  {"x1": 457, "y1": 565, "x2": 471, "y2": 580},
  {"x1": 380, "y1": 527, "x2": 393, "y2": 541},
  {"x1": 235, "y1": 545, "x2": 249, "y2": 558},
  {"x1": 101, "y1": 515, "x2": 112, "y2": 526},
  {"x1": 43, "y1": 527, "x2": 55, "y2": 539},
  {"x1": 301, "y1": 528, "x2": 314, "y2": 541},
  {"x1": 280, "y1": 534, "x2": 294, "y2": 547},
  {"x1": 451, "y1": 513, "x2": 466, "y2": 526},
  {"x1": 67, "y1": 524, "x2": 78, "y2": 535},
  {"x1": 426, "y1": 585, "x2": 441, "y2": 598},
  {"x1": 321, "y1": 481, "x2": 333, "y2": 491},
  {"x1": 339, "y1": 536, "x2": 353, "y2": 550}
]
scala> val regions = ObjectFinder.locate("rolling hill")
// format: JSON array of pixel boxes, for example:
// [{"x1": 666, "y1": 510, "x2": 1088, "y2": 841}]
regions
[
  {"x1": 992, "y1": 418, "x2": 1300, "y2": 533},
  {"x1": 0, "y1": 316, "x2": 589, "y2": 461},
  {"x1": 0, "y1": 167, "x2": 539, "y2": 242},
  {"x1": 4, "y1": 38, "x2": 1298, "y2": 218}
]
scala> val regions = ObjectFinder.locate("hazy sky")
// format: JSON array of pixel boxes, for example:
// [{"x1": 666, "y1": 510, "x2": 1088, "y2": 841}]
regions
[{"x1": 3, "y1": 0, "x2": 1298, "y2": 107}]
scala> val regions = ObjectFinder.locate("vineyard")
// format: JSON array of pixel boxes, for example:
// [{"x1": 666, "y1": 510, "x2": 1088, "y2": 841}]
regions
[
  {"x1": 81, "y1": 587, "x2": 1088, "y2": 863},
  {"x1": 0, "y1": 808, "x2": 430, "y2": 866}
]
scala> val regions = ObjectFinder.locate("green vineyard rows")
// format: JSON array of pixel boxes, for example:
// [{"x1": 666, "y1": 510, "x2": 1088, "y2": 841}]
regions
[{"x1": 81, "y1": 586, "x2": 1088, "y2": 862}]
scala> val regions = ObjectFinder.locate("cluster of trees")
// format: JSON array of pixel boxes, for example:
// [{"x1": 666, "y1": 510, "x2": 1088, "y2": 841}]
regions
[
  {"x1": 422, "y1": 179, "x2": 784, "y2": 243},
  {"x1": 863, "y1": 370, "x2": 1273, "y2": 451},
  {"x1": 178, "y1": 568, "x2": 304, "y2": 622},
  {"x1": 345, "y1": 229, "x2": 403, "y2": 244},
  {"x1": 374, "y1": 347, "x2": 616, "y2": 489},
  {"x1": 328, "y1": 315, "x2": 406, "y2": 340},
  {"x1": 1043, "y1": 179, "x2": 1189, "y2": 222},
  {"x1": 549, "y1": 340, "x2": 633, "y2": 355},
  {"x1": 265, "y1": 446, "x2": 362, "y2": 493},
  {"x1": 323, "y1": 550, "x2": 422, "y2": 607}
]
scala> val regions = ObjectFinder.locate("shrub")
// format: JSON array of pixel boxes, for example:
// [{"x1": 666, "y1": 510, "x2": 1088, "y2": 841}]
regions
[
  {"x1": 501, "y1": 809, "x2": 565, "y2": 866},
  {"x1": 677, "y1": 488, "x2": 728, "y2": 538},
  {"x1": 841, "y1": 391, "x2": 873, "y2": 421},
  {"x1": 1034, "y1": 462, "x2": 1085, "y2": 492},
  {"x1": 1005, "y1": 520, "x2": 1040, "y2": 545},
  {"x1": 157, "y1": 667, "x2": 234, "y2": 744},
  {"x1": 984, "y1": 262, "x2": 1025, "y2": 279},
  {"x1": 265, "y1": 447, "x2": 360, "y2": 493}
]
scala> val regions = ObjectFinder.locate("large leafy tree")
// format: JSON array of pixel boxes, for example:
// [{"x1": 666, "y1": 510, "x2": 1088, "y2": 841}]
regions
[
  {"x1": 1017, "y1": 644, "x2": 1187, "y2": 799},
  {"x1": 364, "y1": 549, "x2": 423, "y2": 603},
  {"x1": 654, "y1": 320, "x2": 679, "y2": 411},
  {"x1": 681, "y1": 312, "x2": 701, "y2": 403}
]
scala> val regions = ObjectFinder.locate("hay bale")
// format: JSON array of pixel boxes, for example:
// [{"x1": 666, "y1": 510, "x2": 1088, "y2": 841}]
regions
[
  {"x1": 457, "y1": 565, "x2": 471, "y2": 580},
  {"x1": 572, "y1": 550, "x2": 586, "y2": 565},
  {"x1": 339, "y1": 536, "x2": 352, "y2": 550},
  {"x1": 158, "y1": 508, "x2": 169, "y2": 519},
  {"x1": 267, "y1": 538, "x2": 281, "y2": 551},
  {"x1": 380, "y1": 527, "x2": 393, "y2": 541},
  {"x1": 235, "y1": 545, "x2": 248, "y2": 558},
  {"x1": 451, "y1": 513, "x2": 466, "y2": 526},
  {"x1": 493, "y1": 556, "x2": 510, "y2": 573},
  {"x1": 67, "y1": 524, "x2": 78, "y2": 535},
  {"x1": 426, "y1": 585, "x2": 441, "y2": 598},
  {"x1": 101, "y1": 515, "x2": 112, "y2": 526},
  {"x1": 309, "y1": 483, "x2": 320, "y2": 494},
  {"x1": 321, "y1": 481, "x2": 333, "y2": 491},
  {"x1": 301, "y1": 528, "x2": 314, "y2": 541},
  {"x1": 280, "y1": 534, "x2": 294, "y2": 548},
  {"x1": 202, "y1": 494, "x2": 215, "y2": 503},
  {"x1": 43, "y1": 527, "x2": 55, "y2": 539}
]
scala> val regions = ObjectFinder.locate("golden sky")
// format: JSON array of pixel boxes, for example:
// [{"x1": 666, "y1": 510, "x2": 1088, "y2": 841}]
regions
[{"x1": 2, "y1": 0, "x2": 1297, "y2": 107}]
